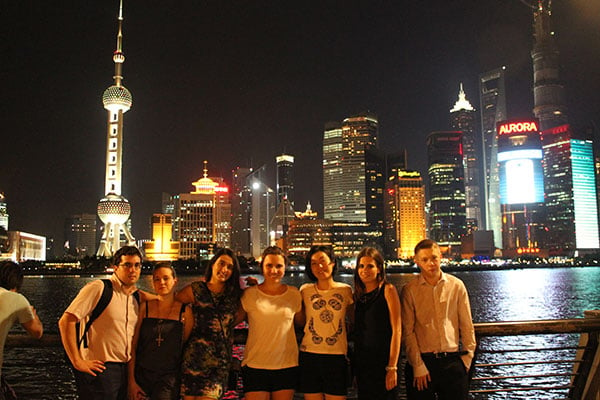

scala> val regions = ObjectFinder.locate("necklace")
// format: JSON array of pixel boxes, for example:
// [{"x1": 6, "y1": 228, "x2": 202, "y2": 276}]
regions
[{"x1": 155, "y1": 300, "x2": 176, "y2": 347}]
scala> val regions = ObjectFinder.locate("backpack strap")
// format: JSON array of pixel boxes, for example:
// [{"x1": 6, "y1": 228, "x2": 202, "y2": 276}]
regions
[{"x1": 77, "y1": 279, "x2": 113, "y2": 348}]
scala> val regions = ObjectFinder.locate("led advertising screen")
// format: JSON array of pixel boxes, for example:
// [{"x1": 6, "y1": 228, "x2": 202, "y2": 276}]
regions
[{"x1": 498, "y1": 149, "x2": 544, "y2": 205}]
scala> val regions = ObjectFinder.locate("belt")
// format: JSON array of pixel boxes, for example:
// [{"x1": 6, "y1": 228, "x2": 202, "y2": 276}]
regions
[{"x1": 421, "y1": 351, "x2": 468, "y2": 359}]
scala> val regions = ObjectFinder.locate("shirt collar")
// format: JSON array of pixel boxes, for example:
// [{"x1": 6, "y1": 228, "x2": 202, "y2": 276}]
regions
[
  {"x1": 110, "y1": 273, "x2": 137, "y2": 295},
  {"x1": 417, "y1": 271, "x2": 447, "y2": 286}
]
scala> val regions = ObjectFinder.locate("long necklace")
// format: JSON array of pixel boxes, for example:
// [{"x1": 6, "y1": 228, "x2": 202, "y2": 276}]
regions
[{"x1": 156, "y1": 300, "x2": 176, "y2": 347}]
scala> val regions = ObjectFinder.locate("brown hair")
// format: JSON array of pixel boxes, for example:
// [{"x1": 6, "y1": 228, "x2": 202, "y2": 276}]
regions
[{"x1": 353, "y1": 247, "x2": 386, "y2": 299}]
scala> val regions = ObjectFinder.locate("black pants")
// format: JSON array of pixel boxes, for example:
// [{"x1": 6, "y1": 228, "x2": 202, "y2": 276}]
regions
[
  {"x1": 405, "y1": 356, "x2": 468, "y2": 400},
  {"x1": 73, "y1": 362, "x2": 127, "y2": 400}
]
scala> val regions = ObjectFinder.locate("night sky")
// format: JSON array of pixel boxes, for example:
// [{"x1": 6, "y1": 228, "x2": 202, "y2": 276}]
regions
[{"x1": 2, "y1": 1, "x2": 599, "y2": 246}]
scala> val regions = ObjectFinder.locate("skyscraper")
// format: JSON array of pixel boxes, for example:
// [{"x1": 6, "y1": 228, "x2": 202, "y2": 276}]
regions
[
  {"x1": 64, "y1": 214, "x2": 97, "y2": 258},
  {"x1": 427, "y1": 131, "x2": 467, "y2": 255},
  {"x1": 497, "y1": 119, "x2": 546, "y2": 256},
  {"x1": 96, "y1": 1, "x2": 135, "y2": 256},
  {"x1": 450, "y1": 84, "x2": 481, "y2": 232},
  {"x1": 0, "y1": 193, "x2": 7, "y2": 231},
  {"x1": 479, "y1": 68, "x2": 507, "y2": 249},
  {"x1": 230, "y1": 166, "x2": 252, "y2": 256},
  {"x1": 532, "y1": 1, "x2": 568, "y2": 131},
  {"x1": 276, "y1": 154, "x2": 295, "y2": 208},
  {"x1": 143, "y1": 213, "x2": 179, "y2": 261},
  {"x1": 173, "y1": 162, "x2": 231, "y2": 259},
  {"x1": 247, "y1": 165, "x2": 275, "y2": 257},
  {"x1": 542, "y1": 124, "x2": 599, "y2": 254},
  {"x1": 384, "y1": 170, "x2": 426, "y2": 259},
  {"x1": 323, "y1": 113, "x2": 379, "y2": 223}
]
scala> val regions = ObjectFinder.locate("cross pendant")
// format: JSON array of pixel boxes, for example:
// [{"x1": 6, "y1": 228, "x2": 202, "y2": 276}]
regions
[{"x1": 156, "y1": 332, "x2": 164, "y2": 347}]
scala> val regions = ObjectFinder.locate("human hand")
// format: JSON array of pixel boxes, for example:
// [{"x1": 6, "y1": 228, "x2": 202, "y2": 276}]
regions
[
  {"x1": 73, "y1": 358, "x2": 106, "y2": 376},
  {"x1": 385, "y1": 369, "x2": 397, "y2": 390},
  {"x1": 128, "y1": 380, "x2": 148, "y2": 400},
  {"x1": 413, "y1": 373, "x2": 431, "y2": 391}
]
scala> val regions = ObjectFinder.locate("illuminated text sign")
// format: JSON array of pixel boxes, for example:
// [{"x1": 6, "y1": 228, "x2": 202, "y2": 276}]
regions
[{"x1": 498, "y1": 121, "x2": 539, "y2": 135}]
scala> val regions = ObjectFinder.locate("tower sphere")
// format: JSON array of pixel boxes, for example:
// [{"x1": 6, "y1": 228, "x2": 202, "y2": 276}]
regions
[
  {"x1": 97, "y1": 193, "x2": 131, "y2": 224},
  {"x1": 103, "y1": 85, "x2": 132, "y2": 110}
]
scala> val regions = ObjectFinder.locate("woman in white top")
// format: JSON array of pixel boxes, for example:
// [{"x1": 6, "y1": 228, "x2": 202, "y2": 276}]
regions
[
  {"x1": 297, "y1": 246, "x2": 354, "y2": 400},
  {"x1": 240, "y1": 246, "x2": 302, "y2": 400}
]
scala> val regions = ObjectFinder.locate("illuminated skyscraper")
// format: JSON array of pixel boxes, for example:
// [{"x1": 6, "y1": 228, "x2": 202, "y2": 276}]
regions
[
  {"x1": 384, "y1": 170, "x2": 426, "y2": 259},
  {"x1": 427, "y1": 131, "x2": 467, "y2": 256},
  {"x1": 96, "y1": 0, "x2": 136, "y2": 256},
  {"x1": 479, "y1": 68, "x2": 507, "y2": 249},
  {"x1": 173, "y1": 162, "x2": 231, "y2": 259},
  {"x1": 247, "y1": 165, "x2": 275, "y2": 257},
  {"x1": 0, "y1": 193, "x2": 7, "y2": 231},
  {"x1": 450, "y1": 84, "x2": 481, "y2": 232},
  {"x1": 231, "y1": 167, "x2": 252, "y2": 256},
  {"x1": 542, "y1": 125, "x2": 599, "y2": 254},
  {"x1": 497, "y1": 120, "x2": 546, "y2": 256},
  {"x1": 532, "y1": 1, "x2": 568, "y2": 131},
  {"x1": 323, "y1": 113, "x2": 379, "y2": 223},
  {"x1": 276, "y1": 154, "x2": 295, "y2": 208},
  {"x1": 143, "y1": 213, "x2": 179, "y2": 261}
]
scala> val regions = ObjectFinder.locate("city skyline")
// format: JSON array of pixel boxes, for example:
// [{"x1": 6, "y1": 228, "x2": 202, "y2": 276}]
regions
[{"x1": 2, "y1": 1, "x2": 599, "y2": 244}]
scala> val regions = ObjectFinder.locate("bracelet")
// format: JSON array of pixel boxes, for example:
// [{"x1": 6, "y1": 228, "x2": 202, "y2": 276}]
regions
[{"x1": 385, "y1": 366, "x2": 398, "y2": 371}]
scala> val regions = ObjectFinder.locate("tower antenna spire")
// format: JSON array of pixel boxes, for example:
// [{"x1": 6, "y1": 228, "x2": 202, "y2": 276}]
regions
[{"x1": 97, "y1": 0, "x2": 135, "y2": 257}]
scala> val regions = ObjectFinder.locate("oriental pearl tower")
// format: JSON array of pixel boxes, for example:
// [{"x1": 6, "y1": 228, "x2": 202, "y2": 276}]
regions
[{"x1": 96, "y1": 0, "x2": 136, "y2": 257}]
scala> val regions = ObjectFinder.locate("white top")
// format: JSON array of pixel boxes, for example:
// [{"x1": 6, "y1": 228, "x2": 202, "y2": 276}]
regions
[
  {"x1": 299, "y1": 282, "x2": 354, "y2": 355},
  {"x1": 241, "y1": 285, "x2": 302, "y2": 369},
  {"x1": 65, "y1": 275, "x2": 139, "y2": 363},
  {"x1": 0, "y1": 287, "x2": 35, "y2": 376}
]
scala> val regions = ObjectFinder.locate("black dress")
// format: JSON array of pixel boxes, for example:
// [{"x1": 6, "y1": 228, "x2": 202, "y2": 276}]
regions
[
  {"x1": 354, "y1": 283, "x2": 399, "y2": 400},
  {"x1": 135, "y1": 302, "x2": 185, "y2": 400}
]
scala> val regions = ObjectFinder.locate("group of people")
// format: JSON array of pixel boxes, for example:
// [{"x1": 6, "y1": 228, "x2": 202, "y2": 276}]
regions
[{"x1": 0, "y1": 238, "x2": 475, "y2": 400}]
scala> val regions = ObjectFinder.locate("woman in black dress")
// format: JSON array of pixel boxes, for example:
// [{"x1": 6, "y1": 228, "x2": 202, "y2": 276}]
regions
[
  {"x1": 128, "y1": 263, "x2": 194, "y2": 400},
  {"x1": 352, "y1": 247, "x2": 402, "y2": 400}
]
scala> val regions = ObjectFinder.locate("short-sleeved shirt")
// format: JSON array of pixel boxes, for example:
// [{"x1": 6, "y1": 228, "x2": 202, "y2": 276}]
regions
[
  {"x1": 299, "y1": 282, "x2": 353, "y2": 355},
  {"x1": 241, "y1": 285, "x2": 302, "y2": 369},
  {"x1": 65, "y1": 274, "x2": 139, "y2": 363},
  {"x1": 0, "y1": 287, "x2": 35, "y2": 375}
]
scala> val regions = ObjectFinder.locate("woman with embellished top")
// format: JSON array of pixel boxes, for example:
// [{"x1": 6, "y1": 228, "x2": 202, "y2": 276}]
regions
[
  {"x1": 240, "y1": 246, "x2": 302, "y2": 400},
  {"x1": 297, "y1": 245, "x2": 354, "y2": 400},
  {"x1": 128, "y1": 263, "x2": 194, "y2": 400},
  {"x1": 352, "y1": 247, "x2": 401, "y2": 400},
  {"x1": 176, "y1": 248, "x2": 243, "y2": 400}
]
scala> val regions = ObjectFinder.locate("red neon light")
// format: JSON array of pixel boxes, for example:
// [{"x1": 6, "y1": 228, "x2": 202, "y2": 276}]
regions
[
  {"x1": 215, "y1": 186, "x2": 229, "y2": 193},
  {"x1": 498, "y1": 121, "x2": 539, "y2": 135},
  {"x1": 387, "y1": 188, "x2": 395, "y2": 196}
]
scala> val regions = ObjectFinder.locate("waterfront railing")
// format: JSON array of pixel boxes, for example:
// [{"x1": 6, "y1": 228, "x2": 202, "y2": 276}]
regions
[{"x1": 5, "y1": 311, "x2": 600, "y2": 399}]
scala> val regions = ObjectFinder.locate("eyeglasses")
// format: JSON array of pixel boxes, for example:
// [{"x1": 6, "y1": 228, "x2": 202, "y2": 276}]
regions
[{"x1": 119, "y1": 262, "x2": 142, "y2": 269}]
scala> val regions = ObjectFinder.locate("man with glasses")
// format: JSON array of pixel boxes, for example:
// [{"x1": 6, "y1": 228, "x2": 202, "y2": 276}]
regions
[{"x1": 59, "y1": 246, "x2": 143, "y2": 400}]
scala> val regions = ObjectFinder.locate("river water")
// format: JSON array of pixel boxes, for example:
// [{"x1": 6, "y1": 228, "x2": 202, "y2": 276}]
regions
[{"x1": 4, "y1": 267, "x2": 600, "y2": 399}]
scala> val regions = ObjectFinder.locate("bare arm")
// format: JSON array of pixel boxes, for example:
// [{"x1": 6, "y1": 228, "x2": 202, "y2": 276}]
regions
[
  {"x1": 384, "y1": 283, "x2": 402, "y2": 390},
  {"x1": 128, "y1": 302, "x2": 147, "y2": 400},
  {"x1": 294, "y1": 301, "x2": 306, "y2": 328},
  {"x1": 21, "y1": 306, "x2": 43, "y2": 339},
  {"x1": 182, "y1": 304, "x2": 194, "y2": 343},
  {"x1": 58, "y1": 312, "x2": 106, "y2": 376},
  {"x1": 175, "y1": 285, "x2": 194, "y2": 305}
]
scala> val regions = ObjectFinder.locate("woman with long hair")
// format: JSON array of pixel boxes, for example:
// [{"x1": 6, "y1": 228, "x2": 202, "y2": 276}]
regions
[
  {"x1": 240, "y1": 246, "x2": 302, "y2": 400},
  {"x1": 297, "y1": 246, "x2": 354, "y2": 400},
  {"x1": 352, "y1": 247, "x2": 401, "y2": 400},
  {"x1": 177, "y1": 248, "x2": 243, "y2": 400}
]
